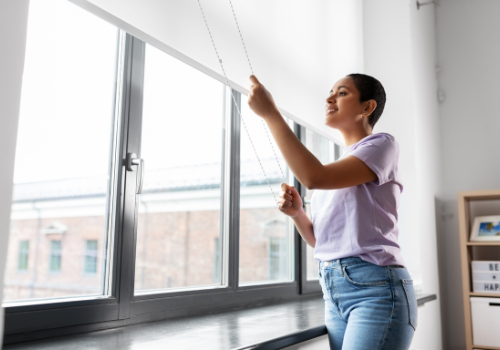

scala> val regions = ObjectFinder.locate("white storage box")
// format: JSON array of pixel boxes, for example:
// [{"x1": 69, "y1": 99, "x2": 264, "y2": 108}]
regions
[
  {"x1": 470, "y1": 297, "x2": 500, "y2": 347},
  {"x1": 472, "y1": 261, "x2": 500, "y2": 292}
]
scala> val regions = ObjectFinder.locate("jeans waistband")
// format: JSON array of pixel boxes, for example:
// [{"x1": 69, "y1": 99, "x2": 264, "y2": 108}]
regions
[
  {"x1": 320, "y1": 257, "x2": 405, "y2": 269},
  {"x1": 320, "y1": 256, "x2": 366, "y2": 269}
]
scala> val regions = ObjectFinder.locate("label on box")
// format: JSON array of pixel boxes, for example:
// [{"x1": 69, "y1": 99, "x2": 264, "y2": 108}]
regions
[
  {"x1": 473, "y1": 281, "x2": 500, "y2": 292},
  {"x1": 472, "y1": 261, "x2": 500, "y2": 272}
]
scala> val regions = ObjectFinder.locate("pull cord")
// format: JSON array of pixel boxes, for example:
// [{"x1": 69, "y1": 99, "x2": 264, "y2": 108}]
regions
[{"x1": 197, "y1": 0, "x2": 288, "y2": 206}]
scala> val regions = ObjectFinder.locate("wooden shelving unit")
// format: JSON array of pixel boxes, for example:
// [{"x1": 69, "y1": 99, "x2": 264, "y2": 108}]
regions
[{"x1": 458, "y1": 190, "x2": 500, "y2": 350}]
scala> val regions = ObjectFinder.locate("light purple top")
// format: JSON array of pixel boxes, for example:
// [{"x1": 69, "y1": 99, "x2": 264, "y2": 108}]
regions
[{"x1": 311, "y1": 133, "x2": 405, "y2": 266}]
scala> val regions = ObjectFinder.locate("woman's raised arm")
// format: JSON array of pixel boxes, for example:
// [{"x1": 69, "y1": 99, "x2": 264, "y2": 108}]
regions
[{"x1": 248, "y1": 75, "x2": 377, "y2": 190}]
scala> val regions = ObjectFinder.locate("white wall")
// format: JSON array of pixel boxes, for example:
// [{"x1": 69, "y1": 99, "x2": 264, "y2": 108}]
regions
[
  {"x1": 363, "y1": 1, "x2": 443, "y2": 349},
  {"x1": 70, "y1": 0, "x2": 364, "y2": 145},
  {"x1": 435, "y1": 1, "x2": 500, "y2": 349},
  {"x1": 0, "y1": 0, "x2": 30, "y2": 346}
]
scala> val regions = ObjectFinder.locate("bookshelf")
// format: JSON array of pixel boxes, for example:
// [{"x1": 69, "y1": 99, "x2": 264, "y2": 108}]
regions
[{"x1": 458, "y1": 190, "x2": 500, "y2": 350}]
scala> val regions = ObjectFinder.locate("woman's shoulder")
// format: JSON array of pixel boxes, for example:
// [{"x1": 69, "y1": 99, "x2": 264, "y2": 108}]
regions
[
  {"x1": 364, "y1": 132, "x2": 396, "y2": 143},
  {"x1": 351, "y1": 133, "x2": 398, "y2": 152}
]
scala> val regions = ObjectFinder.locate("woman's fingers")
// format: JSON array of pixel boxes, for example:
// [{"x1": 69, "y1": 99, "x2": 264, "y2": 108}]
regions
[
  {"x1": 281, "y1": 182, "x2": 291, "y2": 193},
  {"x1": 278, "y1": 198, "x2": 292, "y2": 209},
  {"x1": 249, "y1": 75, "x2": 260, "y2": 85},
  {"x1": 279, "y1": 190, "x2": 292, "y2": 202}
]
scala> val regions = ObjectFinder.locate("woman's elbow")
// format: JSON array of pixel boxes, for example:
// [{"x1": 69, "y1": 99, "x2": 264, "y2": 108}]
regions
[{"x1": 302, "y1": 177, "x2": 320, "y2": 190}]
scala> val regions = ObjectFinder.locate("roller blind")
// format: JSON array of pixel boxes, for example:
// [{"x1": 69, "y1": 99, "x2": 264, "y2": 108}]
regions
[{"x1": 70, "y1": 0, "x2": 363, "y2": 144}]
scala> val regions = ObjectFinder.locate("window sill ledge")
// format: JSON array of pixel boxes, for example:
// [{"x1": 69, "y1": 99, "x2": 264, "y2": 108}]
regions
[{"x1": 4, "y1": 293, "x2": 436, "y2": 350}]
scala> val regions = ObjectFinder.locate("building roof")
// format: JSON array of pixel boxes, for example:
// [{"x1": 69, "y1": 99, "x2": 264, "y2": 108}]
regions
[{"x1": 13, "y1": 158, "x2": 286, "y2": 202}]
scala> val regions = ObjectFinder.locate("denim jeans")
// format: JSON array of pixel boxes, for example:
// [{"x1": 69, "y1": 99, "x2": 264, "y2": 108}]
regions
[{"x1": 319, "y1": 257, "x2": 417, "y2": 350}]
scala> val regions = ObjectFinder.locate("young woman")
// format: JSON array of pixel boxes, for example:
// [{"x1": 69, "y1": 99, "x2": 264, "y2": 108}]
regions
[{"x1": 248, "y1": 74, "x2": 417, "y2": 350}]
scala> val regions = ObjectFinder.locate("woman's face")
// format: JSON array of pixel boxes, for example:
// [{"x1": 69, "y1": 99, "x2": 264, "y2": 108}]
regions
[{"x1": 324, "y1": 76, "x2": 366, "y2": 129}]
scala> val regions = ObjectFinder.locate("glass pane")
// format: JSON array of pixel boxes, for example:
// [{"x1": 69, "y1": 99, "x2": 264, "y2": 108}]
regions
[
  {"x1": 239, "y1": 97, "x2": 293, "y2": 285},
  {"x1": 4, "y1": 0, "x2": 119, "y2": 303},
  {"x1": 134, "y1": 44, "x2": 224, "y2": 294},
  {"x1": 302, "y1": 128, "x2": 337, "y2": 280}
]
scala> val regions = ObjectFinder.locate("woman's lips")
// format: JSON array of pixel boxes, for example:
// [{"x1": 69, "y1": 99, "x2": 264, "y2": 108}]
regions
[{"x1": 325, "y1": 108, "x2": 337, "y2": 115}]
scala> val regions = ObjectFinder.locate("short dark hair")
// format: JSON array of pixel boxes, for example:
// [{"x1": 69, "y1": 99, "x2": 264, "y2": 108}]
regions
[{"x1": 347, "y1": 73, "x2": 386, "y2": 128}]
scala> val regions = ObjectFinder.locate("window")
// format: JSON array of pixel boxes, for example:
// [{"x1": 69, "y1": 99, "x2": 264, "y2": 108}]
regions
[
  {"x1": 300, "y1": 127, "x2": 340, "y2": 281},
  {"x1": 18, "y1": 241, "x2": 29, "y2": 272},
  {"x1": 133, "y1": 43, "x2": 224, "y2": 294},
  {"x1": 238, "y1": 98, "x2": 293, "y2": 285},
  {"x1": 269, "y1": 236, "x2": 288, "y2": 280},
  {"x1": 49, "y1": 241, "x2": 62, "y2": 273},
  {"x1": 84, "y1": 240, "x2": 98, "y2": 274},
  {"x1": 3, "y1": 0, "x2": 336, "y2": 341},
  {"x1": 4, "y1": 0, "x2": 118, "y2": 303},
  {"x1": 213, "y1": 237, "x2": 221, "y2": 283}
]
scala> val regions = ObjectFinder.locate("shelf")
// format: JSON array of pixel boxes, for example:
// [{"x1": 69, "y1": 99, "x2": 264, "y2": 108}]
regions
[
  {"x1": 467, "y1": 242, "x2": 500, "y2": 246},
  {"x1": 459, "y1": 189, "x2": 500, "y2": 201},
  {"x1": 472, "y1": 345, "x2": 500, "y2": 350},
  {"x1": 469, "y1": 292, "x2": 500, "y2": 298},
  {"x1": 458, "y1": 189, "x2": 500, "y2": 350}
]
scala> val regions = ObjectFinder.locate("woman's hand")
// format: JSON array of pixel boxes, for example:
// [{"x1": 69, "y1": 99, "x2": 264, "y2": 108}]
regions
[
  {"x1": 278, "y1": 183, "x2": 304, "y2": 217},
  {"x1": 248, "y1": 75, "x2": 280, "y2": 120}
]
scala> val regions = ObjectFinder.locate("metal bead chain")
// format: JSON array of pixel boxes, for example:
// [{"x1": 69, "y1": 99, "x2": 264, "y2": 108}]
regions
[
  {"x1": 227, "y1": 0, "x2": 254, "y2": 75},
  {"x1": 227, "y1": 0, "x2": 287, "y2": 184},
  {"x1": 197, "y1": 0, "x2": 281, "y2": 206}
]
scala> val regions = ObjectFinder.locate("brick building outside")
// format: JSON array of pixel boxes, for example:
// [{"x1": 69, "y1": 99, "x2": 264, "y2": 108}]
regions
[{"x1": 4, "y1": 159, "x2": 303, "y2": 303}]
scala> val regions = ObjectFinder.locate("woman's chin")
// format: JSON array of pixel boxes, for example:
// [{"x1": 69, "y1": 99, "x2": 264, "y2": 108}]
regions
[{"x1": 324, "y1": 117, "x2": 338, "y2": 129}]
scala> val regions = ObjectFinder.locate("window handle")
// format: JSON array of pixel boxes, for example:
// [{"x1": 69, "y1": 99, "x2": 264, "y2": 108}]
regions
[{"x1": 126, "y1": 153, "x2": 144, "y2": 194}]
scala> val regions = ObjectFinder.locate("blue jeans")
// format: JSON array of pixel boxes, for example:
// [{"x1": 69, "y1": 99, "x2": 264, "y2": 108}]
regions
[{"x1": 319, "y1": 257, "x2": 417, "y2": 350}]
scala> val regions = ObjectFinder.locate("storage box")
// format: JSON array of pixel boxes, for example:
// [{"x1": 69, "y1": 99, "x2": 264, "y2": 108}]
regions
[
  {"x1": 470, "y1": 297, "x2": 500, "y2": 347},
  {"x1": 472, "y1": 261, "x2": 500, "y2": 292}
]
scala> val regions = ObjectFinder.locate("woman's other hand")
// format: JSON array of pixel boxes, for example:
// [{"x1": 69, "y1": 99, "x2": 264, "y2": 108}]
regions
[
  {"x1": 278, "y1": 183, "x2": 303, "y2": 217},
  {"x1": 248, "y1": 75, "x2": 280, "y2": 120}
]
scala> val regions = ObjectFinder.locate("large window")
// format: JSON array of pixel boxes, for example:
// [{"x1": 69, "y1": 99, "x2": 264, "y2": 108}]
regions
[
  {"x1": 2, "y1": 0, "x2": 336, "y2": 342},
  {"x1": 239, "y1": 98, "x2": 293, "y2": 285},
  {"x1": 4, "y1": 0, "x2": 118, "y2": 303},
  {"x1": 133, "y1": 43, "x2": 224, "y2": 294}
]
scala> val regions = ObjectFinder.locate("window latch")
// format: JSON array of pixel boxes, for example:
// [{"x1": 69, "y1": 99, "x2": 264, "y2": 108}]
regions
[{"x1": 126, "y1": 153, "x2": 144, "y2": 194}]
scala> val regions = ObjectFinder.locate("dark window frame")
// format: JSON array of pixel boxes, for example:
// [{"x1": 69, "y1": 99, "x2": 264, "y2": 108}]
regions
[{"x1": 2, "y1": 32, "x2": 337, "y2": 345}]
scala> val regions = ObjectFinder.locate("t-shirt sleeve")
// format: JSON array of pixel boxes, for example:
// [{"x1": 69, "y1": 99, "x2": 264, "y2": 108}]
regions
[{"x1": 349, "y1": 134, "x2": 399, "y2": 186}]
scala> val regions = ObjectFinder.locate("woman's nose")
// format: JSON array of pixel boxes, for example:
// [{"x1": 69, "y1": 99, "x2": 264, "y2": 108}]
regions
[{"x1": 326, "y1": 95, "x2": 335, "y2": 104}]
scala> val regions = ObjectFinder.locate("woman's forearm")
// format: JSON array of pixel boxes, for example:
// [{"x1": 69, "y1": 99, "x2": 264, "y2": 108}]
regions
[
  {"x1": 292, "y1": 209, "x2": 316, "y2": 248},
  {"x1": 264, "y1": 113, "x2": 324, "y2": 189}
]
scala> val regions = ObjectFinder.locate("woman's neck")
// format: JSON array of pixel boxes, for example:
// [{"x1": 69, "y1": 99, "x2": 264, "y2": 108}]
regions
[{"x1": 341, "y1": 127, "x2": 373, "y2": 147}]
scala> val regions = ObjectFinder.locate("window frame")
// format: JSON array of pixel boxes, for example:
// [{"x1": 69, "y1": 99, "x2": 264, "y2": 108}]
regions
[{"x1": 3, "y1": 32, "x2": 329, "y2": 344}]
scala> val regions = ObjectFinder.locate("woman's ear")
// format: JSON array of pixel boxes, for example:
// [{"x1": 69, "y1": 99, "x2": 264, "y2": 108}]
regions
[{"x1": 362, "y1": 100, "x2": 377, "y2": 116}]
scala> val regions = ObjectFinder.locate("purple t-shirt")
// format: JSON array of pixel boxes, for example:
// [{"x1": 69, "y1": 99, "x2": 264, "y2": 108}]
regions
[{"x1": 311, "y1": 132, "x2": 405, "y2": 266}]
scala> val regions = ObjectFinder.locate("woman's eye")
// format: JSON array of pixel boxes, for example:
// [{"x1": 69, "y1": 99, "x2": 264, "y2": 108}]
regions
[{"x1": 339, "y1": 91, "x2": 346, "y2": 96}]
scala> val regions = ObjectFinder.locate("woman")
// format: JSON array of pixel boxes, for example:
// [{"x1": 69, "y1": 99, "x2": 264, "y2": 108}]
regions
[{"x1": 248, "y1": 74, "x2": 417, "y2": 350}]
